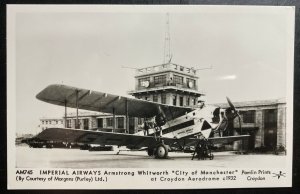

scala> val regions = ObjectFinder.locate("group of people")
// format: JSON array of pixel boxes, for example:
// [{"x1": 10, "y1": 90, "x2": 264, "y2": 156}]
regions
[{"x1": 193, "y1": 140, "x2": 213, "y2": 160}]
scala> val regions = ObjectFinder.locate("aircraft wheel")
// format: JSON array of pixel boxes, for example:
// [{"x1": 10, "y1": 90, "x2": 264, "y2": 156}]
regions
[
  {"x1": 147, "y1": 148, "x2": 154, "y2": 156},
  {"x1": 155, "y1": 144, "x2": 168, "y2": 159}
]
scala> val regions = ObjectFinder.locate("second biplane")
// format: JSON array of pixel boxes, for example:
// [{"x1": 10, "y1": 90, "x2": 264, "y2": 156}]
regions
[{"x1": 29, "y1": 84, "x2": 249, "y2": 159}]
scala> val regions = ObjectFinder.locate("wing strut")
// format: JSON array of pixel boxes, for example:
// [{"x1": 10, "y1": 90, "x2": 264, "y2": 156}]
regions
[
  {"x1": 64, "y1": 99, "x2": 67, "y2": 128},
  {"x1": 112, "y1": 107, "x2": 115, "y2": 132},
  {"x1": 125, "y1": 98, "x2": 129, "y2": 133},
  {"x1": 75, "y1": 90, "x2": 79, "y2": 129}
]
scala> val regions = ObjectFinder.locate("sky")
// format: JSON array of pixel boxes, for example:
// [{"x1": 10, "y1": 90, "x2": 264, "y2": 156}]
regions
[{"x1": 8, "y1": 5, "x2": 293, "y2": 134}]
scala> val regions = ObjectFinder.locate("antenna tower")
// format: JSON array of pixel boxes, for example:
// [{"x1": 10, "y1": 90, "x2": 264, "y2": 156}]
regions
[{"x1": 163, "y1": 13, "x2": 172, "y2": 64}]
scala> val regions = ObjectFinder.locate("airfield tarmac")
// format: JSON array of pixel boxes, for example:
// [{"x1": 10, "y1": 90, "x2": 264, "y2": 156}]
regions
[{"x1": 16, "y1": 145, "x2": 286, "y2": 168}]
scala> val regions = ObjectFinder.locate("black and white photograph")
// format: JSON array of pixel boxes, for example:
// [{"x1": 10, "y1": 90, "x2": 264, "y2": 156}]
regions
[{"x1": 7, "y1": 5, "x2": 294, "y2": 189}]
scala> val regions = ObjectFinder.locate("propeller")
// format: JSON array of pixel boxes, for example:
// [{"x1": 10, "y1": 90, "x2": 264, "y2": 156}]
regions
[
  {"x1": 155, "y1": 106, "x2": 167, "y2": 127},
  {"x1": 226, "y1": 97, "x2": 242, "y2": 132}
]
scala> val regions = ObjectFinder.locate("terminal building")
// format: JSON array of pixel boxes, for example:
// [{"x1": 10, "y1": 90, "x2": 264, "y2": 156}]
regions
[{"x1": 215, "y1": 98, "x2": 286, "y2": 152}]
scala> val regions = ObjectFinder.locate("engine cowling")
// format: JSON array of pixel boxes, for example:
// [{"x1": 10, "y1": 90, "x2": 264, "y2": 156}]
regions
[{"x1": 155, "y1": 113, "x2": 167, "y2": 127}]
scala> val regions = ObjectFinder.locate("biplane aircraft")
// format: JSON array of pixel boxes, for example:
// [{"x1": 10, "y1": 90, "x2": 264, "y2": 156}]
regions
[{"x1": 27, "y1": 84, "x2": 249, "y2": 159}]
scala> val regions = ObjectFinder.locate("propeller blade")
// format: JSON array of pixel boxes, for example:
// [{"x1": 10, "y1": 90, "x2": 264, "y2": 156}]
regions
[
  {"x1": 158, "y1": 106, "x2": 166, "y2": 117},
  {"x1": 237, "y1": 113, "x2": 242, "y2": 134},
  {"x1": 226, "y1": 96, "x2": 236, "y2": 111},
  {"x1": 238, "y1": 114, "x2": 242, "y2": 130}
]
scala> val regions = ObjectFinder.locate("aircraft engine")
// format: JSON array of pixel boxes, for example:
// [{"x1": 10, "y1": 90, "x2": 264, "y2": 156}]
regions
[
  {"x1": 155, "y1": 113, "x2": 167, "y2": 127},
  {"x1": 225, "y1": 97, "x2": 242, "y2": 131},
  {"x1": 155, "y1": 106, "x2": 167, "y2": 127}
]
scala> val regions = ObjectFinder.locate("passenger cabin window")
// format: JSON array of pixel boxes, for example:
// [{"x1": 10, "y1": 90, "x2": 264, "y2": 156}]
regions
[
  {"x1": 242, "y1": 110, "x2": 255, "y2": 123},
  {"x1": 154, "y1": 75, "x2": 166, "y2": 85}
]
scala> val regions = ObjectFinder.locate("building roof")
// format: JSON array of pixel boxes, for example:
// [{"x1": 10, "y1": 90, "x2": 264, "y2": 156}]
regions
[
  {"x1": 65, "y1": 111, "x2": 111, "y2": 117},
  {"x1": 212, "y1": 98, "x2": 286, "y2": 108},
  {"x1": 128, "y1": 85, "x2": 205, "y2": 96},
  {"x1": 135, "y1": 63, "x2": 198, "y2": 78}
]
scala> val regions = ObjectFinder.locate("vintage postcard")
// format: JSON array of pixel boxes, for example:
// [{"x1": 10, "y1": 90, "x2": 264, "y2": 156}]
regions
[{"x1": 7, "y1": 5, "x2": 294, "y2": 189}]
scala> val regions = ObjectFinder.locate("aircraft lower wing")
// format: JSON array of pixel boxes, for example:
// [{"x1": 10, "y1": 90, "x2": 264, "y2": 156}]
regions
[
  {"x1": 182, "y1": 135, "x2": 250, "y2": 147},
  {"x1": 30, "y1": 128, "x2": 249, "y2": 149}
]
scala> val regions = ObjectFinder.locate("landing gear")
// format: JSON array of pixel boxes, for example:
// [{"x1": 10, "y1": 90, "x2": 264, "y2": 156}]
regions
[
  {"x1": 154, "y1": 144, "x2": 168, "y2": 159},
  {"x1": 147, "y1": 143, "x2": 169, "y2": 159},
  {"x1": 145, "y1": 108, "x2": 169, "y2": 159}
]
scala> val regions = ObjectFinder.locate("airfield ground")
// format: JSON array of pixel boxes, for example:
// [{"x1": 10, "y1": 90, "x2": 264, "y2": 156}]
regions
[{"x1": 16, "y1": 145, "x2": 287, "y2": 168}]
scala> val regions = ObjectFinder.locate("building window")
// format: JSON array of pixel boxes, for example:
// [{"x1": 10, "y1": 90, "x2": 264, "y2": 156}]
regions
[
  {"x1": 117, "y1": 117, "x2": 124, "y2": 129},
  {"x1": 243, "y1": 110, "x2": 255, "y2": 123},
  {"x1": 264, "y1": 109, "x2": 277, "y2": 128},
  {"x1": 83, "y1": 119, "x2": 89, "y2": 130},
  {"x1": 154, "y1": 75, "x2": 166, "y2": 85},
  {"x1": 145, "y1": 96, "x2": 149, "y2": 101},
  {"x1": 74, "y1": 119, "x2": 77, "y2": 127},
  {"x1": 173, "y1": 95, "x2": 177, "y2": 106},
  {"x1": 153, "y1": 95, "x2": 158, "y2": 102},
  {"x1": 179, "y1": 96, "x2": 184, "y2": 106},
  {"x1": 191, "y1": 98, "x2": 195, "y2": 106},
  {"x1": 174, "y1": 75, "x2": 183, "y2": 85},
  {"x1": 42, "y1": 121, "x2": 44, "y2": 124},
  {"x1": 194, "y1": 98, "x2": 197, "y2": 105},
  {"x1": 106, "y1": 118, "x2": 113, "y2": 127},
  {"x1": 186, "y1": 97, "x2": 190, "y2": 106},
  {"x1": 56, "y1": 121, "x2": 58, "y2": 124},
  {"x1": 66, "y1": 120, "x2": 72, "y2": 128},
  {"x1": 161, "y1": 94, "x2": 166, "y2": 104},
  {"x1": 138, "y1": 77, "x2": 150, "y2": 87},
  {"x1": 97, "y1": 118, "x2": 103, "y2": 128},
  {"x1": 46, "y1": 121, "x2": 48, "y2": 124}
]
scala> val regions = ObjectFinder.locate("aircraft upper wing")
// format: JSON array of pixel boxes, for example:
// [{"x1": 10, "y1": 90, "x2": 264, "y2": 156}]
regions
[
  {"x1": 31, "y1": 128, "x2": 249, "y2": 149},
  {"x1": 36, "y1": 84, "x2": 193, "y2": 119}
]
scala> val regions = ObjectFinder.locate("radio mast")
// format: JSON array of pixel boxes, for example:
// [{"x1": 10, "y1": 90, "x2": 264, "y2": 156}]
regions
[{"x1": 163, "y1": 13, "x2": 172, "y2": 64}]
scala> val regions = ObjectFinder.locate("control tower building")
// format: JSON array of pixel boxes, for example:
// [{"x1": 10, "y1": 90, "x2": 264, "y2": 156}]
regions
[{"x1": 128, "y1": 63, "x2": 205, "y2": 107}]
